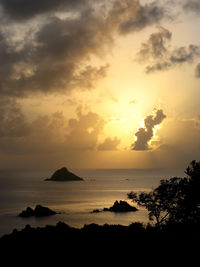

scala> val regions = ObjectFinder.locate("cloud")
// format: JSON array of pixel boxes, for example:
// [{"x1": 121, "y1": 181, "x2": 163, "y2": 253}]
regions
[
  {"x1": 65, "y1": 110, "x2": 105, "y2": 151},
  {"x1": 0, "y1": 104, "x2": 107, "y2": 155},
  {"x1": 0, "y1": 100, "x2": 123, "y2": 156},
  {"x1": 0, "y1": 97, "x2": 31, "y2": 138},
  {"x1": 0, "y1": 0, "x2": 88, "y2": 21},
  {"x1": 1, "y1": 0, "x2": 168, "y2": 28},
  {"x1": 73, "y1": 64, "x2": 109, "y2": 89},
  {"x1": 0, "y1": 0, "x2": 171, "y2": 98},
  {"x1": 132, "y1": 109, "x2": 166, "y2": 150},
  {"x1": 170, "y1": 45, "x2": 200, "y2": 63},
  {"x1": 111, "y1": 0, "x2": 167, "y2": 34},
  {"x1": 98, "y1": 137, "x2": 120, "y2": 151},
  {"x1": 137, "y1": 28, "x2": 200, "y2": 74},
  {"x1": 137, "y1": 27, "x2": 172, "y2": 61},
  {"x1": 0, "y1": 109, "x2": 68, "y2": 154},
  {"x1": 183, "y1": 0, "x2": 200, "y2": 13},
  {"x1": 145, "y1": 61, "x2": 172, "y2": 73},
  {"x1": 0, "y1": 11, "x2": 112, "y2": 97},
  {"x1": 146, "y1": 45, "x2": 200, "y2": 73}
]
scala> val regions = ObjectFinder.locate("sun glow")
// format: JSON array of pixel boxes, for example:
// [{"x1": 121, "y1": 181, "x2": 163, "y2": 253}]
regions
[
  {"x1": 120, "y1": 118, "x2": 128, "y2": 123},
  {"x1": 100, "y1": 95, "x2": 157, "y2": 150},
  {"x1": 153, "y1": 125, "x2": 161, "y2": 139},
  {"x1": 140, "y1": 119, "x2": 145, "y2": 128},
  {"x1": 149, "y1": 124, "x2": 163, "y2": 149}
]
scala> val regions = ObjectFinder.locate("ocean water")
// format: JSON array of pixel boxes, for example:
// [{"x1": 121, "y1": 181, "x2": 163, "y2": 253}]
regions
[{"x1": 0, "y1": 168, "x2": 184, "y2": 237}]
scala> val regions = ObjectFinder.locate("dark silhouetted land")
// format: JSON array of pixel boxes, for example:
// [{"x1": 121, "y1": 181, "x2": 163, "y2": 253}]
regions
[
  {"x1": 103, "y1": 200, "x2": 138, "y2": 212},
  {"x1": 19, "y1": 205, "x2": 57, "y2": 217},
  {"x1": 92, "y1": 200, "x2": 138, "y2": 213},
  {"x1": 0, "y1": 221, "x2": 199, "y2": 260},
  {"x1": 44, "y1": 167, "x2": 83, "y2": 181}
]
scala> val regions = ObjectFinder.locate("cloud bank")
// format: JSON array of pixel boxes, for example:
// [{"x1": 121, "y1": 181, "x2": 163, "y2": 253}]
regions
[
  {"x1": 0, "y1": 106, "x2": 107, "y2": 154},
  {"x1": 0, "y1": 0, "x2": 169, "y2": 98}
]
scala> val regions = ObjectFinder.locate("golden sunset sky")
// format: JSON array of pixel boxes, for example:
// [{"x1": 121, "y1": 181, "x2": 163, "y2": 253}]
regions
[{"x1": 0, "y1": 0, "x2": 200, "y2": 170}]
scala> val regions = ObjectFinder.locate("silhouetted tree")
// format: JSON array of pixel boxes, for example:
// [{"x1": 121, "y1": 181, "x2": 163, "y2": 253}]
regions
[
  {"x1": 127, "y1": 179, "x2": 182, "y2": 228},
  {"x1": 128, "y1": 160, "x2": 200, "y2": 227}
]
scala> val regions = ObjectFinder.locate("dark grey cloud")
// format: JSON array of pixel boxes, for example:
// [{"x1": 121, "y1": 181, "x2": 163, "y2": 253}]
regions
[
  {"x1": 137, "y1": 27, "x2": 172, "y2": 61},
  {"x1": 137, "y1": 28, "x2": 200, "y2": 74},
  {"x1": 146, "y1": 45, "x2": 200, "y2": 73},
  {"x1": 98, "y1": 137, "x2": 120, "y2": 151},
  {"x1": 72, "y1": 64, "x2": 109, "y2": 89},
  {"x1": 1, "y1": 0, "x2": 167, "y2": 27},
  {"x1": 0, "y1": 11, "x2": 112, "y2": 97},
  {"x1": 0, "y1": 0, "x2": 171, "y2": 98},
  {"x1": 145, "y1": 61, "x2": 172, "y2": 73},
  {"x1": 133, "y1": 109, "x2": 166, "y2": 150},
  {"x1": 0, "y1": 1, "x2": 115, "y2": 97},
  {"x1": 183, "y1": 0, "x2": 200, "y2": 13},
  {"x1": 108, "y1": 0, "x2": 167, "y2": 35},
  {"x1": 170, "y1": 45, "x2": 200, "y2": 63},
  {"x1": 0, "y1": 0, "x2": 88, "y2": 21},
  {"x1": 0, "y1": 0, "x2": 168, "y2": 29}
]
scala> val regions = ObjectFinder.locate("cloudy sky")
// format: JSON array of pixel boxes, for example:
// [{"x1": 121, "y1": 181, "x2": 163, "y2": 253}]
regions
[{"x1": 0, "y1": 0, "x2": 200, "y2": 170}]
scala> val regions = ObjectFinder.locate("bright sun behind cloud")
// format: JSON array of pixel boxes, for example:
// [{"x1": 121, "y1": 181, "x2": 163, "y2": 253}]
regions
[{"x1": 0, "y1": 0, "x2": 199, "y2": 169}]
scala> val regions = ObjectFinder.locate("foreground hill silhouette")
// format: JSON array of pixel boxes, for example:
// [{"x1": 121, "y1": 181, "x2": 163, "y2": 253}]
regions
[
  {"x1": 45, "y1": 167, "x2": 83, "y2": 181},
  {"x1": 1, "y1": 221, "x2": 200, "y2": 260}
]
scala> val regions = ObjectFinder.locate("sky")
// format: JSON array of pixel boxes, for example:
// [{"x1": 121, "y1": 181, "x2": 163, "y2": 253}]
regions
[{"x1": 0, "y1": 0, "x2": 200, "y2": 170}]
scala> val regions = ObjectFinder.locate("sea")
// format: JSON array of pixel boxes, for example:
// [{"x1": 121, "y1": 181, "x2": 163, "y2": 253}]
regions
[{"x1": 0, "y1": 168, "x2": 185, "y2": 237}]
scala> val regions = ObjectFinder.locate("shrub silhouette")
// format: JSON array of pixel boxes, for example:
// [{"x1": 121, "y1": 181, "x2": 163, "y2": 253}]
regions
[{"x1": 128, "y1": 160, "x2": 200, "y2": 227}]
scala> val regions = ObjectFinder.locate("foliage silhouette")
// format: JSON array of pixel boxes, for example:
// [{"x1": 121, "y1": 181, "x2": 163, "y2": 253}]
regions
[{"x1": 128, "y1": 160, "x2": 200, "y2": 227}]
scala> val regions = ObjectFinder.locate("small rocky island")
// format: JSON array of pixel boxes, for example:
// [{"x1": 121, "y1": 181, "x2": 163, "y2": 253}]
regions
[
  {"x1": 92, "y1": 200, "x2": 138, "y2": 213},
  {"x1": 44, "y1": 167, "x2": 83, "y2": 182},
  {"x1": 19, "y1": 205, "x2": 57, "y2": 217}
]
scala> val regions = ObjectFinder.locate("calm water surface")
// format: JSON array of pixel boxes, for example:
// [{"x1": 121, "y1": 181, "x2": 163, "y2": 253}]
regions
[{"x1": 0, "y1": 168, "x2": 184, "y2": 237}]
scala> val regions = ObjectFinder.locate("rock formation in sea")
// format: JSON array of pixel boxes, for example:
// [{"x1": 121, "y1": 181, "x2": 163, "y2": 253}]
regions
[
  {"x1": 19, "y1": 205, "x2": 57, "y2": 217},
  {"x1": 91, "y1": 200, "x2": 138, "y2": 213},
  {"x1": 44, "y1": 167, "x2": 83, "y2": 181}
]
